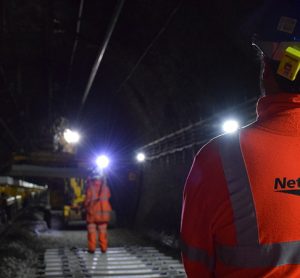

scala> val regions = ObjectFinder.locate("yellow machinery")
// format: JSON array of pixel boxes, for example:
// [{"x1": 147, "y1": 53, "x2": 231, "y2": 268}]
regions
[
  {"x1": 63, "y1": 177, "x2": 86, "y2": 225},
  {"x1": 0, "y1": 177, "x2": 46, "y2": 223},
  {"x1": 0, "y1": 177, "x2": 45, "y2": 205}
]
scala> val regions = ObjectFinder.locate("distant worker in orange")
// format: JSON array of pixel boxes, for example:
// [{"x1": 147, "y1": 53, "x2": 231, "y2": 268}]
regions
[{"x1": 84, "y1": 171, "x2": 112, "y2": 254}]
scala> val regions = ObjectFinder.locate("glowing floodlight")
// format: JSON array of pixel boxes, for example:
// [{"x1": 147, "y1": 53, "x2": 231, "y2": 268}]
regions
[
  {"x1": 96, "y1": 155, "x2": 110, "y2": 169},
  {"x1": 136, "y1": 152, "x2": 146, "y2": 162},
  {"x1": 63, "y1": 129, "x2": 80, "y2": 144},
  {"x1": 222, "y1": 120, "x2": 240, "y2": 133}
]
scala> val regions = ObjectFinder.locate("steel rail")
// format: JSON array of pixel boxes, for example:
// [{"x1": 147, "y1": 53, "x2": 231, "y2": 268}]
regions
[{"x1": 36, "y1": 246, "x2": 186, "y2": 278}]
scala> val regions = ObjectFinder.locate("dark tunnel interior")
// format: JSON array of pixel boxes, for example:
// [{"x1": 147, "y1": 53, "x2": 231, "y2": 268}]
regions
[{"x1": 0, "y1": 0, "x2": 263, "y2": 251}]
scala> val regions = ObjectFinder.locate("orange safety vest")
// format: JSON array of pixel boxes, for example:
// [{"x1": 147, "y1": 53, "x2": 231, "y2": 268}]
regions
[
  {"x1": 181, "y1": 93, "x2": 300, "y2": 277},
  {"x1": 84, "y1": 180, "x2": 112, "y2": 223}
]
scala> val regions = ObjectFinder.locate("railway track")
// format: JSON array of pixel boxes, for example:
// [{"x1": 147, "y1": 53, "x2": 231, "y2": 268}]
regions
[{"x1": 36, "y1": 246, "x2": 186, "y2": 278}]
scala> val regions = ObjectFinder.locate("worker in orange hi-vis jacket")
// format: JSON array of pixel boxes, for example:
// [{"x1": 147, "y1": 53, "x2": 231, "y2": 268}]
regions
[
  {"x1": 84, "y1": 171, "x2": 112, "y2": 254},
  {"x1": 180, "y1": 1, "x2": 300, "y2": 277}
]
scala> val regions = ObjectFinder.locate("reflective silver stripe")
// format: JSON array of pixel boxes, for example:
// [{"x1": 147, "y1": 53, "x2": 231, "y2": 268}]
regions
[
  {"x1": 180, "y1": 239, "x2": 215, "y2": 270},
  {"x1": 87, "y1": 224, "x2": 97, "y2": 232},
  {"x1": 96, "y1": 211, "x2": 111, "y2": 215},
  {"x1": 217, "y1": 241, "x2": 300, "y2": 267},
  {"x1": 91, "y1": 197, "x2": 108, "y2": 201},
  {"x1": 217, "y1": 132, "x2": 259, "y2": 245},
  {"x1": 102, "y1": 189, "x2": 108, "y2": 197},
  {"x1": 91, "y1": 186, "x2": 96, "y2": 199},
  {"x1": 90, "y1": 185, "x2": 107, "y2": 200},
  {"x1": 98, "y1": 224, "x2": 107, "y2": 233}
]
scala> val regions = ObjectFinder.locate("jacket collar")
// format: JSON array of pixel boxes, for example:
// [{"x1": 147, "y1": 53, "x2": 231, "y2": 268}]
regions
[{"x1": 256, "y1": 93, "x2": 300, "y2": 136}]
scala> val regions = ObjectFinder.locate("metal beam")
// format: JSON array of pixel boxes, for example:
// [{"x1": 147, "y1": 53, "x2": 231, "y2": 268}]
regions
[
  {"x1": 78, "y1": 0, "x2": 125, "y2": 118},
  {"x1": 9, "y1": 164, "x2": 89, "y2": 178}
]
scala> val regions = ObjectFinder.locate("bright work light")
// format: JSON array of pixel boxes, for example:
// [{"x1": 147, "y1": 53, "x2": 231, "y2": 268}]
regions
[
  {"x1": 222, "y1": 120, "x2": 240, "y2": 133},
  {"x1": 136, "y1": 152, "x2": 146, "y2": 162},
  {"x1": 96, "y1": 155, "x2": 110, "y2": 169},
  {"x1": 63, "y1": 129, "x2": 80, "y2": 144}
]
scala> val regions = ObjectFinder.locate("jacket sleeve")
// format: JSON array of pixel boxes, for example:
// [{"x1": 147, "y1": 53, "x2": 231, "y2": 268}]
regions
[{"x1": 180, "y1": 140, "x2": 232, "y2": 277}]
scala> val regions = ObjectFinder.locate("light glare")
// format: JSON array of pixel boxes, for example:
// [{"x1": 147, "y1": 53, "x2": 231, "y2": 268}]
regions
[
  {"x1": 222, "y1": 120, "x2": 239, "y2": 133},
  {"x1": 136, "y1": 153, "x2": 146, "y2": 162},
  {"x1": 63, "y1": 129, "x2": 80, "y2": 144},
  {"x1": 96, "y1": 155, "x2": 109, "y2": 169}
]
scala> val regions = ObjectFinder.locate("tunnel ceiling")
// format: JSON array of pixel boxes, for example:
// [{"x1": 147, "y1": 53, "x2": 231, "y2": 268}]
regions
[{"x1": 0, "y1": 0, "x2": 263, "y2": 172}]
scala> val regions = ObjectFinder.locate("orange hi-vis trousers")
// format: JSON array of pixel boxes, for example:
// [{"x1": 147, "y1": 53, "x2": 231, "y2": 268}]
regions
[{"x1": 87, "y1": 222, "x2": 108, "y2": 252}]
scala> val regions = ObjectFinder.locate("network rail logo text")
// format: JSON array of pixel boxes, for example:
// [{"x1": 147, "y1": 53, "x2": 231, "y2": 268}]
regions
[{"x1": 274, "y1": 177, "x2": 300, "y2": 196}]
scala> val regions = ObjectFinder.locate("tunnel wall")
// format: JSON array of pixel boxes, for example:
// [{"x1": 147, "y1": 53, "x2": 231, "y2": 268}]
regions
[
  {"x1": 133, "y1": 97, "x2": 258, "y2": 248},
  {"x1": 135, "y1": 148, "x2": 196, "y2": 247}
]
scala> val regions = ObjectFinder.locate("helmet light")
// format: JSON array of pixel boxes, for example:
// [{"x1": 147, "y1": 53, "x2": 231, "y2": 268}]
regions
[
  {"x1": 96, "y1": 155, "x2": 109, "y2": 169},
  {"x1": 277, "y1": 46, "x2": 300, "y2": 81}
]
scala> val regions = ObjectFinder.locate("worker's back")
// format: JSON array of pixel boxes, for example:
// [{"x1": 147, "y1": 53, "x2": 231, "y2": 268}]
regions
[
  {"x1": 222, "y1": 97, "x2": 300, "y2": 276},
  {"x1": 85, "y1": 180, "x2": 112, "y2": 223},
  {"x1": 181, "y1": 94, "x2": 300, "y2": 277}
]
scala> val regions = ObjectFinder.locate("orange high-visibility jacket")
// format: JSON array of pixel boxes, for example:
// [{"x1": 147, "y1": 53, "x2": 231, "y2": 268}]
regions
[
  {"x1": 84, "y1": 180, "x2": 112, "y2": 223},
  {"x1": 181, "y1": 93, "x2": 300, "y2": 277}
]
